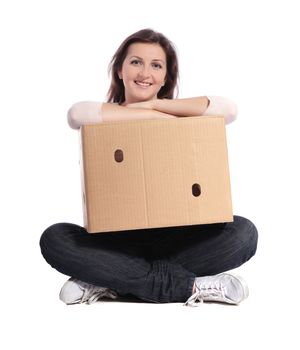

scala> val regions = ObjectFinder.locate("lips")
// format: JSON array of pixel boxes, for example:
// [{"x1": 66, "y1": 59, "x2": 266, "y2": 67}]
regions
[{"x1": 134, "y1": 81, "x2": 152, "y2": 87}]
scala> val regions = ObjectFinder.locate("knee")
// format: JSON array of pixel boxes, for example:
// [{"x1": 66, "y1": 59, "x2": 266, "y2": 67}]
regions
[
  {"x1": 39, "y1": 222, "x2": 75, "y2": 252},
  {"x1": 40, "y1": 222, "x2": 85, "y2": 249},
  {"x1": 40, "y1": 222, "x2": 59, "y2": 243},
  {"x1": 233, "y1": 215, "x2": 258, "y2": 257},
  {"x1": 40, "y1": 223, "x2": 60, "y2": 253}
]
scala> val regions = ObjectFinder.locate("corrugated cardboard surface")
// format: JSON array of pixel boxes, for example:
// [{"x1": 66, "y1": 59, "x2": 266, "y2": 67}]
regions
[{"x1": 79, "y1": 116, "x2": 233, "y2": 233}]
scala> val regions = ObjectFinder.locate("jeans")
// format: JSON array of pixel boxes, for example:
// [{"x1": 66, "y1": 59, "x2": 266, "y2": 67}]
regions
[{"x1": 39, "y1": 215, "x2": 258, "y2": 303}]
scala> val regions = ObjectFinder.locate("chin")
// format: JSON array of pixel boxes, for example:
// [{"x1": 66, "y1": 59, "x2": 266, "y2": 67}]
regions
[{"x1": 134, "y1": 93, "x2": 157, "y2": 102}]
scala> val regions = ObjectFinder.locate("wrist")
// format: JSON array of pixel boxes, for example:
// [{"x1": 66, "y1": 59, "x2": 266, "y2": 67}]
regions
[
  {"x1": 151, "y1": 98, "x2": 163, "y2": 111},
  {"x1": 147, "y1": 99, "x2": 156, "y2": 110}
]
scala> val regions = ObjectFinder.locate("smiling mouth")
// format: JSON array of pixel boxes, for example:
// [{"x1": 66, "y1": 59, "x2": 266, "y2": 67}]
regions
[{"x1": 134, "y1": 81, "x2": 152, "y2": 87}]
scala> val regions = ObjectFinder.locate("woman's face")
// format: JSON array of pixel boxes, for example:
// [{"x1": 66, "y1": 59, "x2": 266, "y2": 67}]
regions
[{"x1": 119, "y1": 42, "x2": 167, "y2": 104}]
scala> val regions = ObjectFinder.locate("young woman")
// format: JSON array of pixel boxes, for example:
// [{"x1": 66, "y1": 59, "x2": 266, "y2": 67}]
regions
[{"x1": 40, "y1": 29, "x2": 258, "y2": 307}]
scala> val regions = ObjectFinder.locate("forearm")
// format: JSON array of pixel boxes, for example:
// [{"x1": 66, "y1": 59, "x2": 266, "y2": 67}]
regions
[
  {"x1": 67, "y1": 101, "x2": 176, "y2": 129},
  {"x1": 151, "y1": 97, "x2": 209, "y2": 117},
  {"x1": 101, "y1": 103, "x2": 176, "y2": 122},
  {"x1": 130, "y1": 96, "x2": 238, "y2": 124}
]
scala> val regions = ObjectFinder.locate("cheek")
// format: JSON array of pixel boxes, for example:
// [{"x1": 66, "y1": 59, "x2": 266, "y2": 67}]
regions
[
  {"x1": 155, "y1": 72, "x2": 166, "y2": 85},
  {"x1": 122, "y1": 65, "x2": 135, "y2": 80}
]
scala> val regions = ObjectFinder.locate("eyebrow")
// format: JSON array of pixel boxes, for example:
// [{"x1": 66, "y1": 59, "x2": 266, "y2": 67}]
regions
[{"x1": 129, "y1": 55, "x2": 165, "y2": 64}]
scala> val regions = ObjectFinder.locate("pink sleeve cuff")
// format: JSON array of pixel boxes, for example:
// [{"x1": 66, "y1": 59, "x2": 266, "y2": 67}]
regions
[{"x1": 67, "y1": 102, "x2": 103, "y2": 130}]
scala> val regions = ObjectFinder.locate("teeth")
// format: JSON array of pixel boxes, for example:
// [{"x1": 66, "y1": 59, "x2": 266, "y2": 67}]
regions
[{"x1": 135, "y1": 81, "x2": 151, "y2": 86}]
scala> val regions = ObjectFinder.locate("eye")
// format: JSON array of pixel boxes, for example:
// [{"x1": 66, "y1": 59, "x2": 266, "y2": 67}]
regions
[
  {"x1": 152, "y1": 62, "x2": 163, "y2": 69},
  {"x1": 130, "y1": 59, "x2": 142, "y2": 66}
]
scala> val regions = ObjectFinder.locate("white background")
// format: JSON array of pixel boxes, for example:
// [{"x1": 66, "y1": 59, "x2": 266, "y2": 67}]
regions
[{"x1": 1, "y1": 0, "x2": 299, "y2": 349}]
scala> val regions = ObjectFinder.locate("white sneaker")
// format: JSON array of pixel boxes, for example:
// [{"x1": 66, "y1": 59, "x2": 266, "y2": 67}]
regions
[
  {"x1": 184, "y1": 273, "x2": 249, "y2": 307},
  {"x1": 59, "y1": 278, "x2": 118, "y2": 305}
]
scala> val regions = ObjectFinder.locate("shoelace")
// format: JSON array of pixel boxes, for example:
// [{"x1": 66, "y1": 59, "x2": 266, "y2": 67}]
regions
[
  {"x1": 183, "y1": 282, "x2": 226, "y2": 307},
  {"x1": 78, "y1": 282, "x2": 118, "y2": 304}
]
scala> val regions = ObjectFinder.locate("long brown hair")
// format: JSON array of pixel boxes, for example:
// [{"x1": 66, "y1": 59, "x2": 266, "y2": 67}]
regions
[{"x1": 106, "y1": 28, "x2": 179, "y2": 104}]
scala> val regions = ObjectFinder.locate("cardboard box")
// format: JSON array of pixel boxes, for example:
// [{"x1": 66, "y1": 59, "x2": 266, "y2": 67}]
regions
[{"x1": 79, "y1": 116, "x2": 233, "y2": 233}]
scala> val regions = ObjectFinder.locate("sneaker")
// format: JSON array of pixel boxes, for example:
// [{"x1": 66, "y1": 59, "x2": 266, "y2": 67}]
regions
[
  {"x1": 184, "y1": 273, "x2": 249, "y2": 307},
  {"x1": 59, "y1": 277, "x2": 118, "y2": 305}
]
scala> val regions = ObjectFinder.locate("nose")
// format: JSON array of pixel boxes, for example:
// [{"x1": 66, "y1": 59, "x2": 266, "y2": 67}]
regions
[{"x1": 138, "y1": 65, "x2": 150, "y2": 79}]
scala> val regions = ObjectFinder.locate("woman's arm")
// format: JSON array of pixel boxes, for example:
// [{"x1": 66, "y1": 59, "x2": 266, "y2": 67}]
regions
[
  {"x1": 101, "y1": 103, "x2": 177, "y2": 122},
  {"x1": 126, "y1": 97, "x2": 209, "y2": 117},
  {"x1": 126, "y1": 96, "x2": 238, "y2": 125},
  {"x1": 67, "y1": 101, "x2": 176, "y2": 129},
  {"x1": 67, "y1": 96, "x2": 237, "y2": 129}
]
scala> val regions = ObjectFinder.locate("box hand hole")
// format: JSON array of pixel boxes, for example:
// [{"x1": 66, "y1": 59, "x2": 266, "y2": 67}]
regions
[
  {"x1": 192, "y1": 183, "x2": 201, "y2": 197},
  {"x1": 114, "y1": 149, "x2": 124, "y2": 162}
]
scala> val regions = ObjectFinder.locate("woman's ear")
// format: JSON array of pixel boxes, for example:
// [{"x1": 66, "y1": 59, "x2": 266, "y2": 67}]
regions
[{"x1": 118, "y1": 71, "x2": 123, "y2": 80}]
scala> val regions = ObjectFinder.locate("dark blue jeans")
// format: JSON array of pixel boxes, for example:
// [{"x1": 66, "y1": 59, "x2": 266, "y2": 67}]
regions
[{"x1": 39, "y1": 215, "x2": 258, "y2": 303}]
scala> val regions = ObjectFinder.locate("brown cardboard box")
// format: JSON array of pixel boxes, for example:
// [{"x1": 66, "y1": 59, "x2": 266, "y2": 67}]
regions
[{"x1": 79, "y1": 116, "x2": 233, "y2": 233}]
